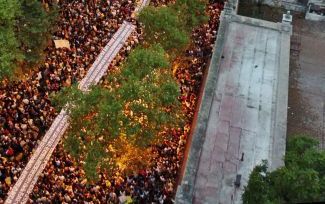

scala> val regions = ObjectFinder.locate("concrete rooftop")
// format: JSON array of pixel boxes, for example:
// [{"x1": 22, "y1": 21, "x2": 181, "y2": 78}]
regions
[{"x1": 176, "y1": 11, "x2": 291, "y2": 204}]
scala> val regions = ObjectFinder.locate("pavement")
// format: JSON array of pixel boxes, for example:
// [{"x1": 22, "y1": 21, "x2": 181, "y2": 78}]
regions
[
  {"x1": 287, "y1": 15, "x2": 325, "y2": 148},
  {"x1": 134, "y1": 0, "x2": 150, "y2": 12},
  {"x1": 79, "y1": 21, "x2": 135, "y2": 91},
  {"x1": 176, "y1": 12, "x2": 291, "y2": 204}
]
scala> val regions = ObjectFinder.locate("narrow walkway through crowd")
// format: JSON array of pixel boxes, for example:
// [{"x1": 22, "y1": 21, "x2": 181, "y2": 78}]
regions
[
  {"x1": 135, "y1": 0, "x2": 150, "y2": 12},
  {"x1": 5, "y1": 10, "x2": 139, "y2": 204}
]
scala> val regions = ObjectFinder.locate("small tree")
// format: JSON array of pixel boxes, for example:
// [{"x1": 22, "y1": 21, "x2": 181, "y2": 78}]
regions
[
  {"x1": 17, "y1": 0, "x2": 57, "y2": 64},
  {"x1": 0, "y1": 0, "x2": 57, "y2": 79},
  {"x1": 52, "y1": 45, "x2": 183, "y2": 180},
  {"x1": 242, "y1": 160, "x2": 278, "y2": 204},
  {"x1": 173, "y1": 0, "x2": 208, "y2": 30},
  {"x1": 243, "y1": 136, "x2": 325, "y2": 204},
  {"x1": 0, "y1": 0, "x2": 22, "y2": 78},
  {"x1": 139, "y1": 6, "x2": 189, "y2": 52},
  {"x1": 52, "y1": 0, "x2": 210, "y2": 181}
]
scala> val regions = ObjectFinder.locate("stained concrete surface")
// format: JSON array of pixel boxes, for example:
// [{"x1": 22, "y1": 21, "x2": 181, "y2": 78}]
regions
[
  {"x1": 193, "y1": 21, "x2": 285, "y2": 204},
  {"x1": 176, "y1": 12, "x2": 291, "y2": 203},
  {"x1": 288, "y1": 16, "x2": 325, "y2": 148}
]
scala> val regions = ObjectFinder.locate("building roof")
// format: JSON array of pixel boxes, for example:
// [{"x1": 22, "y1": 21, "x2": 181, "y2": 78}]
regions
[{"x1": 176, "y1": 12, "x2": 291, "y2": 204}]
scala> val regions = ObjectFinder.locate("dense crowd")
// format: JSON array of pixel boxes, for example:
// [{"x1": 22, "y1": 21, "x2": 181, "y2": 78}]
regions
[
  {"x1": 0, "y1": 0, "x2": 223, "y2": 203},
  {"x1": 0, "y1": 0, "x2": 137, "y2": 202},
  {"x1": 27, "y1": 0, "x2": 223, "y2": 203},
  {"x1": 177, "y1": 0, "x2": 223, "y2": 119}
]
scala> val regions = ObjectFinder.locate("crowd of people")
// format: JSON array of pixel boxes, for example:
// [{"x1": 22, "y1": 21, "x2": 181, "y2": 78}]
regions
[
  {"x1": 0, "y1": 0, "x2": 223, "y2": 203},
  {"x1": 177, "y1": 0, "x2": 223, "y2": 120},
  {"x1": 28, "y1": 0, "x2": 223, "y2": 203},
  {"x1": 0, "y1": 0, "x2": 138, "y2": 202}
]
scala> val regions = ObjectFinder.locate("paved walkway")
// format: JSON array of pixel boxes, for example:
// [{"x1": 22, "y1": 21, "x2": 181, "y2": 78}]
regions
[
  {"x1": 176, "y1": 11, "x2": 291, "y2": 204},
  {"x1": 5, "y1": 21, "x2": 135, "y2": 204},
  {"x1": 135, "y1": 0, "x2": 150, "y2": 13},
  {"x1": 79, "y1": 21, "x2": 135, "y2": 91}
]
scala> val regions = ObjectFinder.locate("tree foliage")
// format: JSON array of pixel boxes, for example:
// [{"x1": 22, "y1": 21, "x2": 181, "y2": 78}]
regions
[
  {"x1": 243, "y1": 136, "x2": 325, "y2": 204},
  {"x1": 138, "y1": 0, "x2": 207, "y2": 53},
  {"x1": 52, "y1": 0, "x2": 209, "y2": 181},
  {"x1": 0, "y1": 0, "x2": 20, "y2": 21},
  {"x1": 0, "y1": 24, "x2": 22, "y2": 78},
  {"x1": 174, "y1": 0, "x2": 209, "y2": 30},
  {"x1": 0, "y1": 0, "x2": 57, "y2": 79},
  {"x1": 52, "y1": 45, "x2": 183, "y2": 180},
  {"x1": 139, "y1": 6, "x2": 189, "y2": 52},
  {"x1": 120, "y1": 44, "x2": 169, "y2": 80},
  {"x1": 18, "y1": 0, "x2": 57, "y2": 63}
]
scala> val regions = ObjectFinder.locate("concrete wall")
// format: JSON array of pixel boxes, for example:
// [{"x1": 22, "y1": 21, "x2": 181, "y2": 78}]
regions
[
  {"x1": 304, "y1": 0, "x2": 325, "y2": 21},
  {"x1": 280, "y1": 0, "x2": 306, "y2": 12},
  {"x1": 305, "y1": 10, "x2": 325, "y2": 21},
  {"x1": 247, "y1": 0, "x2": 306, "y2": 12}
]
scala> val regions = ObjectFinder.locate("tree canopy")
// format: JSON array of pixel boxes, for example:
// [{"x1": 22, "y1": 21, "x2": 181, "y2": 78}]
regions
[
  {"x1": 243, "y1": 135, "x2": 325, "y2": 204},
  {"x1": 0, "y1": 0, "x2": 57, "y2": 79},
  {"x1": 138, "y1": 0, "x2": 207, "y2": 54},
  {"x1": 51, "y1": 0, "x2": 208, "y2": 181},
  {"x1": 52, "y1": 45, "x2": 184, "y2": 180}
]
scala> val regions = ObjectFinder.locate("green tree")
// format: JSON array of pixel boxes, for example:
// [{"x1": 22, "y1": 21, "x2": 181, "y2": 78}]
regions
[
  {"x1": 119, "y1": 44, "x2": 169, "y2": 80},
  {"x1": 52, "y1": 45, "x2": 183, "y2": 180},
  {"x1": 0, "y1": 0, "x2": 20, "y2": 21},
  {"x1": 0, "y1": 25, "x2": 22, "y2": 77},
  {"x1": 173, "y1": 0, "x2": 208, "y2": 30},
  {"x1": 138, "y1": 0, "x2": 207, "y2": 54},
  {"x1": 0, "y1": 0, "x2": 57, "y2": 79},
  {"x1": 243, "y1": 136, "x2": 325, "y2": 204},
  {"x1": 242, "y1": 160, "x2": 278, "y2": 204},
  {"x1": 139, "y1": 6, "x2": 189, "y2": 52},
  {"x1": 52, "y1": 0, "x2": 210, "y2": 181},
  {"x1": 271, "y1": 167, "x2": 321, "y2": 203},
  {"x1": 17, "y1": 0, "x2": 57, "y2": 64},
  {"x1": 0, "y1": 0, "x2": 22, "y2": 78}
]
